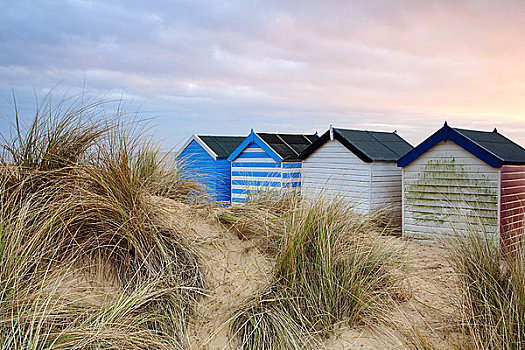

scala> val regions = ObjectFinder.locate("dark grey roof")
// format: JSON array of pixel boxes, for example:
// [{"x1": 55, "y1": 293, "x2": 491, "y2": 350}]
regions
[
  {"x1": 257, "y1": 133, "x2": 319, "y2": 161},
  {"x1": 198, "y1": 135, "x2": 245, "y2": 158},
  {"x1": 454, "y1": 128, "x2": 525, "y2": 164},
  {"x1": 335, "y1": 128, "x2": 414, "y2": 161},
  {"x1": 300, "y1": 128, "x2": 413, "y2": 162}
]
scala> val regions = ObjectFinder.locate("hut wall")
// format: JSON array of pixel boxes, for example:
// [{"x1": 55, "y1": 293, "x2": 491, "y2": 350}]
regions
[
  {"x1": 281, "y1": 163, "x2": 302, "y2": 189},
  {"x1": 370, "y1": 162, "x2": 403, "y2": 230},
  {"x1": 402, "y1": 140, "x2": 500, "y2": 240},
  {"x1": 500, "y1": 165, "x2": 525, "y2": 248},
  {"x1": 231, "y1": 142, "x2": 281, "y2": 203},
  {"x1": 215, "y1": 158, "x2": 233, "y2": 202},
  {"x1": 178, "y1": 139, "x2": 220, "y2": 199},
  {"x1": 302, "y1": 140, "x2": 371, "y2": 214},
  {"x1": 370, "y1": 162, "x2": 403, "y2": 212}
]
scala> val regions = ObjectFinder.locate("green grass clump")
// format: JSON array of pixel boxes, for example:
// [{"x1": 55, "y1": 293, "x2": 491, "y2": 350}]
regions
[
  {"x1": 230, "y1": 197, "x2": 406, "y2": 349},
  {"x1": 449, "y1": 229, "x2": 525, "y2": 350}
]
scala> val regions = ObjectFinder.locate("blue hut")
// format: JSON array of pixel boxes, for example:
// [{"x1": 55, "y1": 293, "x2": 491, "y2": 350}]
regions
[
  {"x1": 175, "y1": 135, "x2": 245, "y2": 202},
  {"x1": 227, "y1": 130, "x2": 319, "y2": 203}
]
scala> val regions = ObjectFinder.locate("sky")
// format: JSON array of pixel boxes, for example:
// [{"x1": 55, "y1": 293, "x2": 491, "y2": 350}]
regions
[{"x1": 1, "y1": 0, "x2": 525, "y2": 150}]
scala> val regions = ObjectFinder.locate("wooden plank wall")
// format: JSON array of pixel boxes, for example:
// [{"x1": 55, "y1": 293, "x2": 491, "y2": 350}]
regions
[
  {"x1": 215, "y1": 158, "x2": 233, "y2": 202},
  {"x1": 178, "y1": 139, "x2": 221, "y2": 200},
  {"x1": 501, "y1": 165, "x2": 525, "y2": 250},
  {"x1": 370, "y1": 162, "x2": 403, "y2": 211},
  {"x1": 281, "y1": 162, "x2": 302, "y2": 189},
  {"x1": 370, "y1": 162, "x2": 403, "y2": 226},
  {"x1": 302, "y1": 140, "x2": 371, "y2": 214},
  {"x1": 403, "y1": 141, "x2": 500, "y2": 240},
  {"x1": 231, "y1": 142, "x2": 282, "y2": 203}
]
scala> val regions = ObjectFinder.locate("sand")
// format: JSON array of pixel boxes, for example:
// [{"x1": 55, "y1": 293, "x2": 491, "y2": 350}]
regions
[{"x1": 162, "y1": 201, "x2": 460, "y2": 350}]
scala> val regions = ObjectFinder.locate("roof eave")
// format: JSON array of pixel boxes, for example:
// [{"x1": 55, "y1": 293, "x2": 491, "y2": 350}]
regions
[
  {"x1": 298, "y1": 130, "x2": 331, "y2": 159},
  {"x1": 397, "y1": 123, "x2": 504, "y2": 168},
  {"x1": 502, "y1": 161, "x2": 525, "y2": 166},
  {"x1": 174, "y1": 134, "x2": 218, "y2": 161},
  {"x1": 299, "y1": 129, "x2": 374, "y2": 162},
  {"x1": 227, "y1": 130, "x2": 283, "y2": 162}
]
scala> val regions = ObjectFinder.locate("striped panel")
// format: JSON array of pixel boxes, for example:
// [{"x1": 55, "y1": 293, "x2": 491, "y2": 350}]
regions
[
  {"x1": 282, "y1": 163, "x2": 302, "y2": 169},
  {"x1": 501, "y1": 165, "x2": 525, "y2": 250},
  {"x1": 232, "y1": 171, "x2": 281, "y2": 177},
  {"x1": 281, "y1": 162, "x2": 302, "y2": 190},
  {"x1": 231, "y1": 142, "x2": 282, "y2": 203},
  {"x1": 232, "y1": 162, "x2": 280, "y2": 168},
  {"x1": 232, "y1": 180, "x2": 281, "y2": 186}
]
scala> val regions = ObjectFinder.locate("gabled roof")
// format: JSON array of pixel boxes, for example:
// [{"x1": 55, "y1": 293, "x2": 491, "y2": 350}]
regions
[
  {"x1": 228, "y1": 130, "x2": 319, "y2": 162},
  {"x1": 198, "y1": 135, "x2": 245, "y2": 158},
  {"x1": 300, "y1": 127, "x2": 413, "y2": 162},
  {"x1": 397, "y1": 122, "x2": 525, "y2": 168},
  {"x1": 175, "y1": 134, "x2": 244, "y2": 160},
  {"x1": 257, "y1": 133, "x2": 319, "y2": 161}
]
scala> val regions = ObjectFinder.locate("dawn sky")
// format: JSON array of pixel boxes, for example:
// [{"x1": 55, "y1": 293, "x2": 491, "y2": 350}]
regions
[{"x1": 1, "y1": 0, "x2": 525, "y2": 149}]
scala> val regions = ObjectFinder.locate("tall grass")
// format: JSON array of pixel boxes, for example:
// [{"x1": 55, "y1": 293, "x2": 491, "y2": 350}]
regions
[
  {"x1": 448, "y1": 229, "x2": 525, "y2": 350},
  {"x1": 3, "y1": 95, "x2": 106, "y2": 171},
  {"x1": 0, "y1": 94, "x2": 205, "y2": 349},
  {"x1": 229, "y1": 197, "x2": 406, "y2": 349},
  {"x1": 71, "y1": 125, "x2": 204, "y2": 295}
]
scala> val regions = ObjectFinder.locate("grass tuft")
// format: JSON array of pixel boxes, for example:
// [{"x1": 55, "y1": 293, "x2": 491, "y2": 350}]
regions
[
  {"x1": 0, "y1": 93, "x2": 206, "y2": 349},
  {"x1": 217, "y1": 190, "x2": 300, "y2": 255},
  {"x1": 229, "y1": 196, "x2": 406, "y2": 349},
  {"x1": 448, "y1": 229, "x2": 525, "y2": 350}
]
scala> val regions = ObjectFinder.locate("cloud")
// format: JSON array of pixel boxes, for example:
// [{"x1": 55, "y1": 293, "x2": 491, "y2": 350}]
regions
[{"x1": 1, "y1": 0, "x2": 525, "y2": 148}]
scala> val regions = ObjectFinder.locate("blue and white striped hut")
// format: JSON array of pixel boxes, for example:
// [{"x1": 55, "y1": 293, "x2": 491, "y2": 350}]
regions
[
  {"x1": 227, "y1": 130, "x2": 319, "y2": 203},
  {"x1": 175, "y1": 135, "x2": 244, "y2": 202}
]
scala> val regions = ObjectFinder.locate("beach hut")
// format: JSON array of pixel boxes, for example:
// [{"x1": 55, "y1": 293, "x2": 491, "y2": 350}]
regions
[
  {"x1": 227, "y1": 130, "x2": 318, "y2": 203},
  {"x1": 299, "y1": 126, "x2": 413, "y2": 216},
  {"x1": 175, "y1": 135, "x2": 244, "y2": 202},
  {"x1": 397, "y1": 122, "x2": 525, "y2": 246}
]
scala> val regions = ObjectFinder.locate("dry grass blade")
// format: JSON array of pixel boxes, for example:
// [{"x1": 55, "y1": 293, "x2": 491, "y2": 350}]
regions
[
  {"x1": 229, "y1": 196, "x2": 407, "y2": 349},
  {"x1": 217, "y1": 190, "x2": 300, "y2": 255},
  {"x1": 448, "y1": 227, "x2": 525, "y2": 350},
  {"x1": 0, "y1": 93, "x2": 208, "y2": 350}
]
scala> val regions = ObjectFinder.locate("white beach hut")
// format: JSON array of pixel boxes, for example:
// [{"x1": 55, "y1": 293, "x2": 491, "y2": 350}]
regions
[
  {"x1": 397, "y1": 122, "x2": 525, "y2": 247},
  {"x1": 300, "y1": 126, "x2": 413, "y2": 216}
]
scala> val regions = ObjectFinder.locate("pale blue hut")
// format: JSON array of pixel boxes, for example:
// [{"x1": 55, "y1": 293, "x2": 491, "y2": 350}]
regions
[
  {"x1": 175, "y1": 135, "x2": 244, "y2": 202},
  {"x1": 227, "y1": 130, "x2": 319, "y2": 203}
]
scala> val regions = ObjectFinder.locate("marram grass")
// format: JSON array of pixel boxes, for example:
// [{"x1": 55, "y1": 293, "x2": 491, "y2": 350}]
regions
[
  {"x1": 217, "y1": 189, "x2": 300, "y2": 255},
  {"x1": 399, "y1": 223, "x2": 525, "y2": 350},
  {"x1": 448, "y1": 228, "x2": 525, "y2": 350},
  {"x1": 229, "y1": 196, "x2": 407, "y2": 349},
  {"x1": 0, "y1": 94, "x2": 205, "y2": 350}
]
